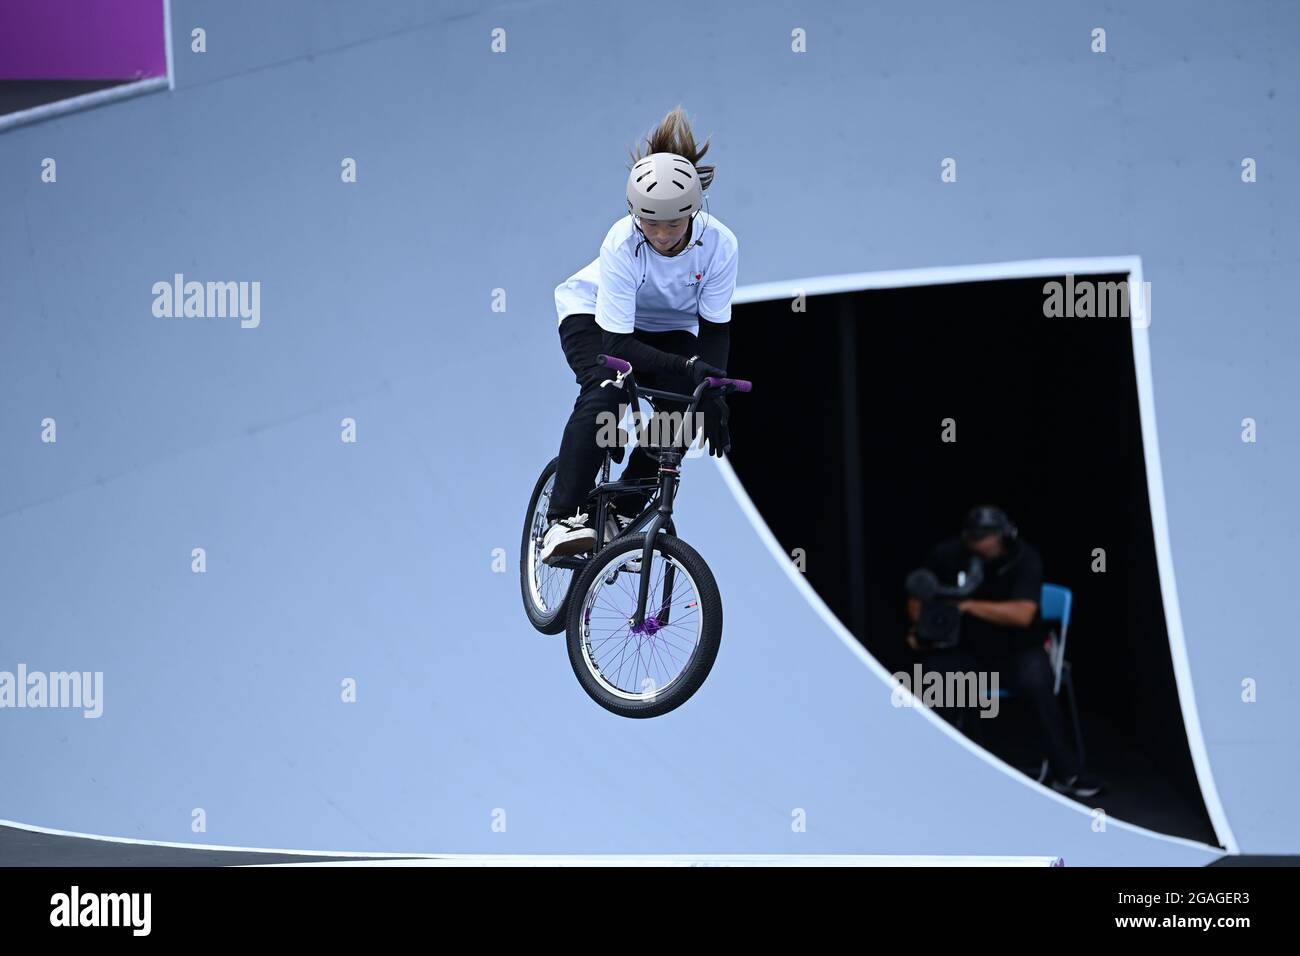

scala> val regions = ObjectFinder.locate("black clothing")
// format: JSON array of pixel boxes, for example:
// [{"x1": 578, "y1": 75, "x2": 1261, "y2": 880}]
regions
[
  {"x1": 549, "y1": 313, "x2": 727, "y2": 520},
  {"x1": 922, "y1": 536, "x2": 1045, "y2": 654},
  {"x1": 922, "y1": 643, "x2": 1081, "y2": 780},
  {"x1": 916, "y1": 535, "x2": 1081, "y2": 779}
]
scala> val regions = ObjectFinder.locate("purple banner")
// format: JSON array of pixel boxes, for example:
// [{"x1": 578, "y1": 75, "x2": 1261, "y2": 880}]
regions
[{"x1": 0, "y1": 0, "x2": 167, "y2": 81}]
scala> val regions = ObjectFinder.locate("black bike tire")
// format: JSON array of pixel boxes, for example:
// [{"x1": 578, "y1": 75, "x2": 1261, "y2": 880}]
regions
[
  {"x1": 565, "y1": 532, "x2": 722, "y2": 718},
  {"x1": 519, "y1": 457, "x2": 574, "y2": 635}
]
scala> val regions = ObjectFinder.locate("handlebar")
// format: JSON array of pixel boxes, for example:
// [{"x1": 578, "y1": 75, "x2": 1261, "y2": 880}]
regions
[
  {"x1": 595, "y1": 355, "x2": 752, "y2": 393},
  {"x1": 704, "y1": 376, "x2": 752, "y2": 393},
  {"x1": 596, "y1": 354, "x2": 632, "y2": 374}
]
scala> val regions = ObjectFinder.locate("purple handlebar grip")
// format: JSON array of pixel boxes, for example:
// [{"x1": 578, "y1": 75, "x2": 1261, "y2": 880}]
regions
[
  {"x1": 705, "y1": 376, "x2": 752, "y2": 393},
  {"x1": 598, "y1": 354, "x2": 632, "y2": 374}
]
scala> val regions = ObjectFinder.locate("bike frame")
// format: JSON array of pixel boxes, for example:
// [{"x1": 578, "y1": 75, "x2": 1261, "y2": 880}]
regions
[{"x1": 551, "y1": 370, "x2": 727, "y2": 628}]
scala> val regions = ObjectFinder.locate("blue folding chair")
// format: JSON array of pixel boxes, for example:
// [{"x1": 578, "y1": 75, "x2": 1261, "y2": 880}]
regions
[
  {"x1": 1039, "y1": 583, "x2": 1086, "y2": 774},
  {"x1": 990, "y1": 584, "x2": 1085, "y2": 782},
  {"x1": 1040, "y1": 584, "x2": 1072, "y2": 695}
]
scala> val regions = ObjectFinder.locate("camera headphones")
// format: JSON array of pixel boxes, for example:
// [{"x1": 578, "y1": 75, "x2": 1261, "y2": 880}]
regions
[{"x1": 961, "y1": 505, "x2": 1019, "y2": 546}]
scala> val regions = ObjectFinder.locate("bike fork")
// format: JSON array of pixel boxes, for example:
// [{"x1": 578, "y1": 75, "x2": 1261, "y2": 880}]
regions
[{"x1": 632, "y1": 451, "x2": 680, "y2": 629}]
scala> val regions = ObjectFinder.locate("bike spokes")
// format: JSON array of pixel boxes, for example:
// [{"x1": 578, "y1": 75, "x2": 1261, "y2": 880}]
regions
[
  {"x1": 528, "y1": 482, "x2": 572, "y2": 615},
  {"x1": 578, "y1": 549, "x2": 704, "y2": 701}
]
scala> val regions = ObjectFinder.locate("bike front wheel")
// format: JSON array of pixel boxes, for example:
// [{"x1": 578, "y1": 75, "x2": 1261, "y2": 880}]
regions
[{"x1": 566, "y1": 532, "x2": 722, "y2": 718}]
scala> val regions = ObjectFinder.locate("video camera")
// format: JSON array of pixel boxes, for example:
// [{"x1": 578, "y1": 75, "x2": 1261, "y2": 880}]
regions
[{"x1": 905, "y1": 557, "x2": 985, "y2": 649}]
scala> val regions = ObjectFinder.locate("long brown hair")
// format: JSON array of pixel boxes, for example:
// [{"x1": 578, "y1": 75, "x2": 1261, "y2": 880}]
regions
[{"x1": 627, "y1": 105, "x2": 715, "y2": 192}]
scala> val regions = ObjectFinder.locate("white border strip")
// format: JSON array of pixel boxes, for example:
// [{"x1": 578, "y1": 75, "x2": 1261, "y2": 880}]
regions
[
  {"x1": 0, "y1": 76, "x2": 167, "y2": 134},
  {"x1": 163, "y1": 0, "x2": 176, "y2": 91},
  {"x1": 251, "y1": 855, "x2": 1064, "y2": 868},
  {"x1": 732, "y1": 257, "x2": 1146, "y2": 305},
  {"x1": 0, "y1": 818, "x2": 428, "y2": 859},
  {"x1": 1126, "y1": 258, "x2": 1238, "y2": 853},
  {"x1": 0, "y1": 819, "x2": 1060, "y2": 867},
  {"x1": 721, "y1": 256, "x2": 1237, "y2": 855}
]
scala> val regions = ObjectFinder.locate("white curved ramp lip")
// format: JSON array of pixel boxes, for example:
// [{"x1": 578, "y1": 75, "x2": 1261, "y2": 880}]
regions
[
  {"x1": 0, "y1": 819, "x2": 1061, "y2": 867},
  {"x1": 0, "y1": 818, "x2": 427, "y2": 860},
  {"x1": 249, "y1": 855, "x2": 1067, "y2": 868},
  {"x1": 721, "y1": 257, "x2": 1237, "y2": 855}
]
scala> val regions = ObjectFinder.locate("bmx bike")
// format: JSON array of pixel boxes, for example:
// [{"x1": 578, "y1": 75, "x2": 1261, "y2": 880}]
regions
[{"x1": 520, "y1": 354, "x2": 751, "y2": 718}]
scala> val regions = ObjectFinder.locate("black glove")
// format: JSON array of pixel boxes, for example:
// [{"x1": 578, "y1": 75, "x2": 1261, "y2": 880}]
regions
[
  {"x1": 684, "y1": 355, "x2": 725, "y2": 386},
  {"x1": 701, "y1": 395, "x2": 731, "y2": 458}
]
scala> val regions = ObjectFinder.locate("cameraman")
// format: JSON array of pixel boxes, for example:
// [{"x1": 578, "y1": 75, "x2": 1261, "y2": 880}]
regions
[{"x1": 905, "y1": 506, "x2": 1104, "y2": 799}]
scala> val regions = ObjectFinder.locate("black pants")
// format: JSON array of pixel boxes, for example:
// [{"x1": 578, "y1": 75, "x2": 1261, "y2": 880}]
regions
[
  {"x1": 548, "y1": 314, "x2": 699, "y2": 521},
  {"x1": 920, "y1": 643, "x2": 1081, "y2": 779}
]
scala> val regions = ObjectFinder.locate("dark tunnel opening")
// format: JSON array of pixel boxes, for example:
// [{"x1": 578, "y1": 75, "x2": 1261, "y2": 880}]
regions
[{"x1": 724, "y1": 273, "x2": 1218, "y2": 845}]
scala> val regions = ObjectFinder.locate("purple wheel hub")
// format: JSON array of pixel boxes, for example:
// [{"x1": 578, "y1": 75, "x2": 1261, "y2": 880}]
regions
[{"x1": 630, "y1": 614, "x2": 662, "y2": 636}]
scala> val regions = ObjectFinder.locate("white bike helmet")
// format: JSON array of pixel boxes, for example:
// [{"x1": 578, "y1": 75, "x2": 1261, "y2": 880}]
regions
[{"x1": 626, "y1": 152, "x2": 703, "y2": 221}]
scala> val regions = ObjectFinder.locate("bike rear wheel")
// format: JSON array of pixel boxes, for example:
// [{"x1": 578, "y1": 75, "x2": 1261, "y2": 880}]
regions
[
  {"x1": 566, "y1": 532, "x2": 722, "y2": 718},
  {"x1": 520, "y1": 457, "x2": 576, "y2": 634}
]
